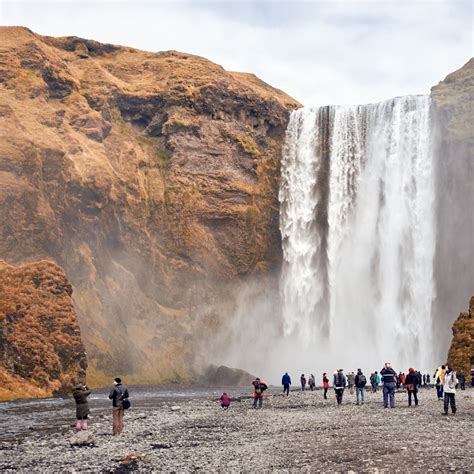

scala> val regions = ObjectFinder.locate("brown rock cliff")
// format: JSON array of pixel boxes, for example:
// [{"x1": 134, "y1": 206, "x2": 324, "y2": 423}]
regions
[
  {"x1": 0, "y1": 27, "x2": 300, "y2": 385},
  {"x1": 447, "y1": 296, "x2": 474, "y2": 375},
  {"x1": 0, "y1": 260, "x2": 87, "y2": 400}
]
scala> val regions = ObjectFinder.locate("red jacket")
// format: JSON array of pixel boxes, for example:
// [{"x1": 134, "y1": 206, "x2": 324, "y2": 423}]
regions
[
  {"x1": 323, "y1": 376, "x2": 329, "y2": 388},
  {"x1": 220, "y1": 393, "x2": 231, "y2": 407},
  {"x1": 253, "y1": 381, "x2": 268, "y2": 398}
]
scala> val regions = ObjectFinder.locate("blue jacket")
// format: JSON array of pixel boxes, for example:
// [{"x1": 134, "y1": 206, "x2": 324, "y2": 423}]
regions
[{"x1": 282, "y1": 374, "x2": 291, "y2": 385}]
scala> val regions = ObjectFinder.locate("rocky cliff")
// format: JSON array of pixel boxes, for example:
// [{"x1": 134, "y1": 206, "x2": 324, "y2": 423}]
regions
[
  {"x1": 447, "y1": 296, "x2": 474, "y2": 375},
  {"x1": 0, "y1": 27, "x2": 299, "y2": 385},
  {"x1": 0, "y1": 260, "x2": 87, "y2": 400},
  {"x1": 430, "y1": 58, "x2": 474, "y2": 356}
]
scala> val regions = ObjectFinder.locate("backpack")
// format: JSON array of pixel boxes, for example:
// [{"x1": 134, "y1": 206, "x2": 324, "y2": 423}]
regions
[
  {"x1": 359, "y1": 374, "x2": 366, "y2": 385},
  {"x1": 336, "y1": 372, "x2": 344, "y2": 387}
]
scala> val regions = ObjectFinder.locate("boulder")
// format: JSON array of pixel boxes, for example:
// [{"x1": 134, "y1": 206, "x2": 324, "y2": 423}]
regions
[{"x1": 69, "y1": 431, "x2": 95, "y2": 446}]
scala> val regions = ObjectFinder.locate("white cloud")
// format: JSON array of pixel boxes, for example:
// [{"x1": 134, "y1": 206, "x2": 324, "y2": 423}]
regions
[{"x1": 1, "y1": 0, "x2": 472, "y2": 105}]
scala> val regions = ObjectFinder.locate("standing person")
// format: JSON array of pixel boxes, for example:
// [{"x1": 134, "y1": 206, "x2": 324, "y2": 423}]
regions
[
  {"x1": 281, "y1": 372, "x2": 291, "y2": 396},
  {"x1": 422, "y1": 374, "x2": 426, "y2": 386},
  {"x1": 471, "y1": 368, "x2": 474, "y2": 387},
  {"x1": 300, "y1": 374, "x2": 307, "y2": 391},
  {"x1": 370, "y1": 372, "x2": 376, "y2": 392},
  {"x1": 405, "y1": 368, "x2": 419, "y2": 406},
  {"x1": 322, "y1": 373, "x2": 330, "y2": 399},
  {"x1": 354, "y1": 369, "x2": 367, "y2": 405},
  {"x1": 426, "y1": 373, "x2": 431, "y2": 386},
  {"x1": 72, "y1": 384, "x2": 91, "y2": 432},
  {"x1": 458, "y1": 370, "x2": 466, "y2": 390},
  {"x1": 396, "y1": 372, "x2": 402, "y2": 389},
  {"x1": 347, "y1": 372, "x2": 355, "y2": 394},
  {"x1": 220, "y1": 392, "x2": 231, "y2": 409},
  {"x1": 434, "y1": 365, "x2": 446, "y2": 400},
  {"x1": 381, "y1": 363, "x2": 397, "y2": 408},
  {"x1": 415, "y1": 371, "x2": 422, "y2": 390},
  {"x1": 333, "y1": 369, "x2": 346, "y2": 406},
  {"x1": 252, "y1": 378, "x2": 267, "y2": 409},
  {"x1": 375, "y1": 371, "x2": 381, "y2": 390},
  {"x1": 109, "y1": 377, "x2": 129, "y2": 435},
  {"x1": 308, "y1": 374, "x2": 316, "y2": 391},
  {"x1": 443, "y1": 366, "x2": 458, "y2": 415}
]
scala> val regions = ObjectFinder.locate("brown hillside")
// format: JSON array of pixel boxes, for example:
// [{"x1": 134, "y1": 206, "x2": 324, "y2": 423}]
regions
[
  {"x1": 0, "y1": 26, "x2": 300, "y2": 386},
  {"x1": 447, "y1": 296, "x2": 474, "y2": 376},
  {"x1": 0, "y1": 260, "x2": 87, "y2": 400}
]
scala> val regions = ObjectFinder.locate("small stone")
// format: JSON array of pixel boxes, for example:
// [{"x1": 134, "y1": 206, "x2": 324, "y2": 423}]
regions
[
  {"x1": 69, "y1": 431, "x2": 95, "y2": 446},
  {"x1": 170, "y1": 406, "x2": 181, "y2": 411}
]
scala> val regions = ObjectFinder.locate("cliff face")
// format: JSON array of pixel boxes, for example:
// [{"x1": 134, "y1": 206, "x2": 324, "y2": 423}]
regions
[
  {"x1": 447, "y1": 296, "x2": 474, "y2": 375},
  {"x1": 0, "y1": 27, "x2": 299, "y2": 384},
  {"x1": 0, "y1": 260, "x2": 87, "y2": 400},
  {"x1": 430, "y1": 58, "x2": 474, "y2": 356}
]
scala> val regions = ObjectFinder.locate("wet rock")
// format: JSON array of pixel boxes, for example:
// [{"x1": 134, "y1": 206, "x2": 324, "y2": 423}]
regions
[{"x1": 69, "y1": 431, "x2": 96, "y2": 446}]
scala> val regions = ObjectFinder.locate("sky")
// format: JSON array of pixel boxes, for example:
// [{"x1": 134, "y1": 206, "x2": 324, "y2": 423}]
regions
[{"x1": 1, "y1": 0, "x2": 472, "y2": 106}]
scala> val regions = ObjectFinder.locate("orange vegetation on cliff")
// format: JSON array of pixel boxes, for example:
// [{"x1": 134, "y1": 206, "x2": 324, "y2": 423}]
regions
[
  {"x1": 447, "y1": 296, "x2": 474, "y2": 376},
  {"x1": 0, "y1": 260, "x2": 87, "y2": 400},
  {"x1": 0, "y1": 26, "x2": 299, "y2": 385}
]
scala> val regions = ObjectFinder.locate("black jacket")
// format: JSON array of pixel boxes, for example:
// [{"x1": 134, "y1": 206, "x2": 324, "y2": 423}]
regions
[
  {"x1": 354, "y1": 373, "x2": 367, "y2": 388},
  {"x1": 109, "y1": 384, "x2": 129, "y2": 408}
]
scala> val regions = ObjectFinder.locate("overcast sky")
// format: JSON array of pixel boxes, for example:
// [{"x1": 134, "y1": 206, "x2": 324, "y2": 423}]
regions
[{"x1": 1, "y1": 0, "x2": 472, "y2": 105}]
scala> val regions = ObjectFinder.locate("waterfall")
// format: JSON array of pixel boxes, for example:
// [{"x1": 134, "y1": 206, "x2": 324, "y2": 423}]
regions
[{"x1": 279, "y1": 96, "x2": 436, "y2": 371}]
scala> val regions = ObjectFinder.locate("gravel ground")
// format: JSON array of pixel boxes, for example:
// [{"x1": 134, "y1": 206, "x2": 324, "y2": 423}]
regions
[{"x1": 1, "y1": 387, "x2": 473, "y2": 472}]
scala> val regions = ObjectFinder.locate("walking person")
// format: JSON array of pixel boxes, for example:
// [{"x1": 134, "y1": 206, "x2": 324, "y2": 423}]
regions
[
  {"x1": 72, "y1": 384, "x2": 91, "y2": 432},
  {"x1": 282, "y1": 372, "x2": 291, "y2": 396},
  {"x1": 308, "y1": 374, "x2": 316, "y2": 391},
  {"x1": 426, "y1": 373, "x2": 431, "y2": 386},
  {"x1": 333, "y1": 369, "x2": 346, "y2": 406},
  {"x1": 354, "y1": 369, "x2": 367, "y2": 405},
  {"x1": 405, "y1": 368, "x2": 419, "y2": 406},
  {"x1": 252, "y1": 377, "x2": 267, "y2": 409},
  {"x1": 322, "y1": 373, "x2": 330, "y2": 399},
  {"x1": 381, "y1": 363, "x2": 397, "y2": 408},
  {"x1": 300, "y1": 374, "x2": 307, "y2": 391},
  {"x1": 458, "y1": 370, "x2": 466, "y2": 390},
  {"x1": 443, "y1": 366, "x2": 458, "y2": 415},
  {"x1": 109, "y1": 377, "x2": 129, "y2": 435},
  {"x1": 434, "y1": 365, "x2": 446, "y2": 400},
  {"x1": 347, "y1": 372, "x2": 355, "y2": 394}
]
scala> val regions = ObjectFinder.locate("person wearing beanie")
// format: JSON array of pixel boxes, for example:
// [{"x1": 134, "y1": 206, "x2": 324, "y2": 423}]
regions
[
  {"x1": 404, "y1": 368, "x2": 419, "y2": 406},
  {"x1": 109, "y1": 377, "x2": 130, "y2": 435}
]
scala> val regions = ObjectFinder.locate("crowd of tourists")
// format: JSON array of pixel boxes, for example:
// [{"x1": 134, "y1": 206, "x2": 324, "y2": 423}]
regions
[
  {"x1": 70, "y1": 367, "x2": 471, "y2": 436},
  {"x1": 248, "y1": 364, "x2": 473, "y2": 415}
]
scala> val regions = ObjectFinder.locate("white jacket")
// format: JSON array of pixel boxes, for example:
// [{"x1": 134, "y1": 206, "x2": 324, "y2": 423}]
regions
[{"x1": 443, "y1": 371, "x2": 458, "y2": 394}]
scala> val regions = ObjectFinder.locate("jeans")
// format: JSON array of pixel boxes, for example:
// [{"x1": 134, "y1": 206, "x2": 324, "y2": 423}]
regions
[
  {"x1": 436, "y1": 383, "x2": 444, "y2": 399},
  {"x1": 335, "y1": 388, "x2": 344, "y2": 405},
  {"x1": 383, "y1": 383, "x2": 396, "y2": 408},
  {"x1": 283, "y1": 384, "x2": 290, "y2": 396},
  {"x1": 253, "y1": 396, "x2": 263, "y2": 408},
  {"x1": 356, "y1": 387, "x2": 365, "y2": 403},
  {"x1": 112, "y1": 407, "x2": 124, "y2": 435},
  {"x1": 408, "y1": 389, "x2": 418, "y2": 406},
  {"x1": 444, "y1": 393, "x2": 456, "y2": 414}
]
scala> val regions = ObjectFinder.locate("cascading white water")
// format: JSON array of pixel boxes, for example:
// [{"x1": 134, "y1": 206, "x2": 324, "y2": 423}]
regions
[{"x1": 279, "y1": 96, "x2": 436, "y2": 371}]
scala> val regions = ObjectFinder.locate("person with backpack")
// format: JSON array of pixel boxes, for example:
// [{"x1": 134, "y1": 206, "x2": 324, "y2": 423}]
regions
[
  {"x1": 109, "y1": 377, "x2": 130, "y2": 435},
  {"x1": 252, "y1": 378, "x2": 268, "y2": 409},
  {"x1": 220, "y1": 392, "x2": 231, "y2": 409},
  {"x1": 333, "y1": 369, "x2": 346, "y2": 406},
  {"x1": 300, "y1": 374, "x2": 307, "y2": 391},
  {"x1": 375, "y1": 371, "x2": 381, "y2": 389},
  {"x1": 370, "y1": 372, "x2": 376, "y2": 392},
  {"x1": 405, "y1": 368, "x2": 419, "y2": 406},
  {"x1": 308, "y1": 374, "x2": 316, "y2": 391},
  {"x1": 322, "y1": 373, "x2": 329, "y2": 399},
  {"x1": 281, "y1": 372, "x2": 291, "y2": 396},
  {"x1": 434, "y1": 365, "x2": 446, "y2": 400},
  {"x1": 443, "y1": 366, "x2": 458, "y2": 415},
  {"x1": 380, "y1": 363, "x2": 397, "y2": 408},
  {"x1": 354, "y1": 369, "x2": 367, "y2": 405},
  {"x1": 72, "y1": 384, "x2": 91, "y2": 432}
]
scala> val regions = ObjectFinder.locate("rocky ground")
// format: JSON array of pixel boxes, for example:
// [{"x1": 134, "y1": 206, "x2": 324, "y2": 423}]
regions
[{"x1": 1, "y1": 387, "x2": 473, "y2": 472}]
